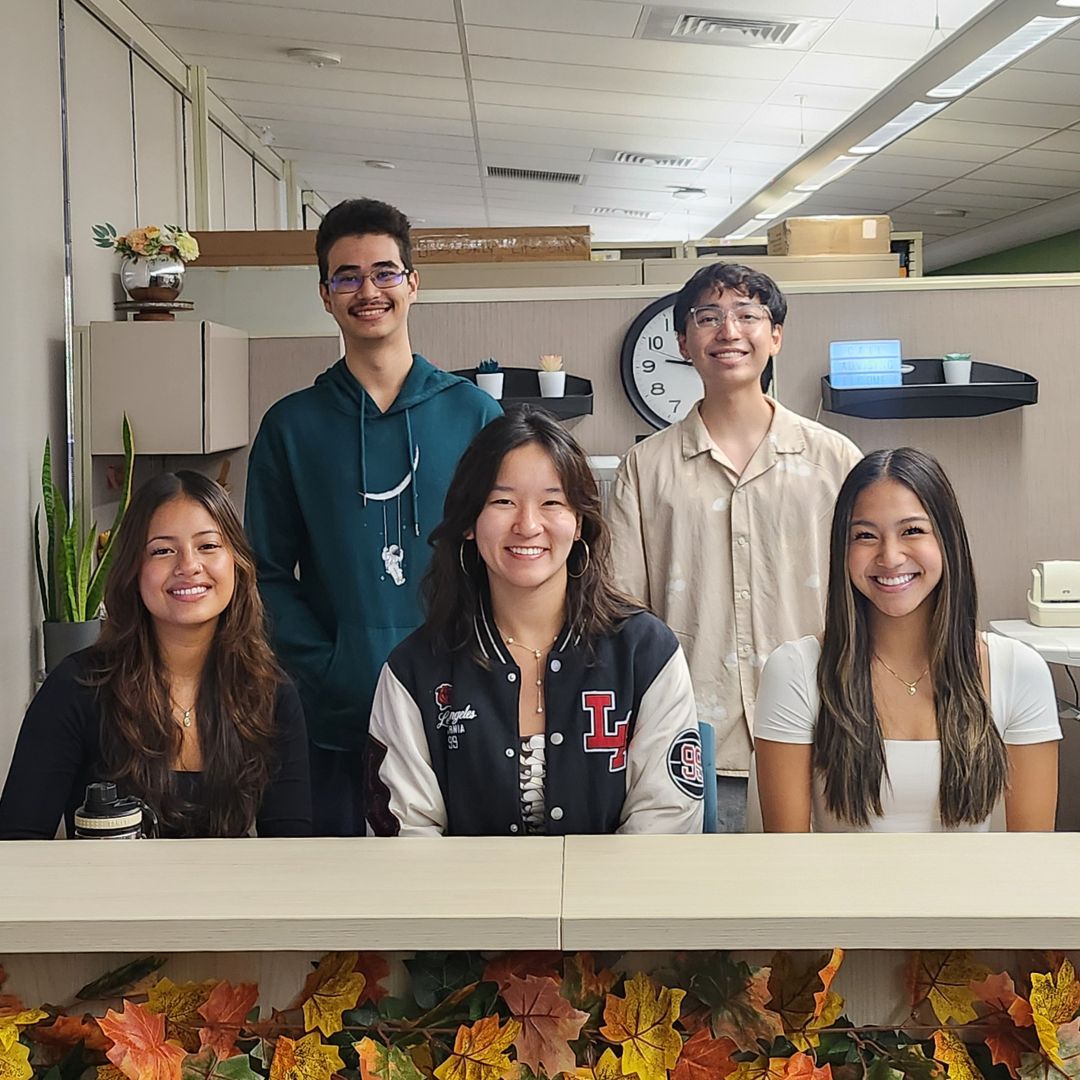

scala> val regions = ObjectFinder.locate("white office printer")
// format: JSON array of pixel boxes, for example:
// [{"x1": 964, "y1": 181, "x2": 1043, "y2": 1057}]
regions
[{"x1": 1028, "y1": 561, "x2": 1080, "y2": 627}]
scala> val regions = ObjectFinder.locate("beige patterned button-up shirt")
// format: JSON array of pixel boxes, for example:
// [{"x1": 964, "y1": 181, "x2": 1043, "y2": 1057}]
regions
[{"x1": 609, "y1": 402, "x2": 862, "y2": 775}]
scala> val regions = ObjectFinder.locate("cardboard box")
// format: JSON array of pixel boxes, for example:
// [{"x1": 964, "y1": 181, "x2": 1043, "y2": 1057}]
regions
[
  {"x1": 767, "y1": 215, "x2": 892, "y2": 256},
  {"x1": 190, "y1": 226, "x2": 591, "y2": 267}
]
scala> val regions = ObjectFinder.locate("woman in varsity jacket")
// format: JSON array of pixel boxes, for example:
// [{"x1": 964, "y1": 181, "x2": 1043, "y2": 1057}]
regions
[{"x1": 365, "y1": 406, "x2": 704, "y2": 836}]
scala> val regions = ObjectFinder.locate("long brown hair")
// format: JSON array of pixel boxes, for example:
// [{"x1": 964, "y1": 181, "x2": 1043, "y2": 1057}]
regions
[
  {"x1": 423, "y1": 406, "x2": 640, "y2": 660},
  {"x1": 815, "y1": 448, "x2": 1007, "y2": 828},
  {"x1": 84, "y1": 471, "x2": 282, "y2": 836}
]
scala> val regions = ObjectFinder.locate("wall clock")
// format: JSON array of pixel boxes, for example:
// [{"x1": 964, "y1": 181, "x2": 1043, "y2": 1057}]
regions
[{"x1": 619, "y1": 293, "x2": 773, "y2": 430}]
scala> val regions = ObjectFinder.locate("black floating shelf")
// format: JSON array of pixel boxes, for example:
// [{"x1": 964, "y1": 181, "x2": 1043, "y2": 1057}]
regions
[
  {"x1": 454, "y1": 366, "x2": 593, "y2": 421},
  {"x1": 822, "y1": 359, "x2": 1038, "y2": 420}
]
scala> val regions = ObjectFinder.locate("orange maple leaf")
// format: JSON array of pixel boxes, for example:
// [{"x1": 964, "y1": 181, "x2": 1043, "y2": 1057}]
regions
[
  {"x1": 982, "y1": 1014, "x2": 1038, "y2": 1078},
  {"x1": 432, "y1": 1015, "x2": 521, "y2": 1080},
  {"x1": 197, "y1": 981, "x2": 258, "y2": 1059},
  {"x1": 30, "y1": 1014, "x2": 111, "y2": 1052},
  {"x1": 671, "y1": 1028, "x2": 738, "y2": 1080},
  {"x1": 483, "y1": 953, "x2": 563, "y2": 991},
  {"x1": 563, "y1": 953, "x2": 618, "y2": 1007},
  {"x1": 907, "y1": 951, "x2": 990, "y2": 1025},
  {"x1": 500, "y1": 974, "x2": 588, "y2": 1077},
  {"x1": 98, "y1": 1000, "x2": 186, "y2": 1080},
  {"x1": 269, "y1": 1032, "x2": 344, "y2": 1080},
  {"x1": 784, "y1": 1051, "x2": 833, "y2": 1080},
  {"x1": 353, "y1": 953, "x2": 391, "y2": 1006}
]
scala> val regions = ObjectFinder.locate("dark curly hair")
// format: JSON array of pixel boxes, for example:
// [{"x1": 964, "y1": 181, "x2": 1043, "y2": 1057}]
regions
[
  {"x1": 673, "y1": 261, "x2": 787, "y2": 334},
  {"x1": 315, "y1": 197, "x2": 413, "y2": 282}
]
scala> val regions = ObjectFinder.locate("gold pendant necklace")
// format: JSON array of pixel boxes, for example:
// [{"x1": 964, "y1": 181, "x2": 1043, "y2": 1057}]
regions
[
  {"x1": 874, "y1": 655, "x2": 929, "y2": 696},
  {"x1": 171, "y1": 697, "x2": 195, "y2": 728},
  {"x1": 502, "y1": 632, "x2": 557, "y2": 715}
]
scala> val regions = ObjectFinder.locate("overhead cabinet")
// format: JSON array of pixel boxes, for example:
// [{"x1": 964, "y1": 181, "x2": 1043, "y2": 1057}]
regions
[{"x1": 88, "y1": 321, "x2": 249, "y2": 454}]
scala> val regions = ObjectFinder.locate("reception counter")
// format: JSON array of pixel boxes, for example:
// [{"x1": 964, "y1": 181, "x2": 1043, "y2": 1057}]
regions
[{"x1": 2, "y1": 833, "x2": 1076, "y2": 954}]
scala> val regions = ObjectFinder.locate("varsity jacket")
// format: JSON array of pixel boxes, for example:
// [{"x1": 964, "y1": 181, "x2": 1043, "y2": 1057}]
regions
[{"x1": 365, "y1": 607, "x2": 705, "y2": 836}]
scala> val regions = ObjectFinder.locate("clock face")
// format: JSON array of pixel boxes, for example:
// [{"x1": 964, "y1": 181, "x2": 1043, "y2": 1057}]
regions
[
  {"x1": 619, "y1": 293, "x2": 775, "y2": 430},
  {"x1": 620, "y1": 294, "x2": 703, "y2": 429}
]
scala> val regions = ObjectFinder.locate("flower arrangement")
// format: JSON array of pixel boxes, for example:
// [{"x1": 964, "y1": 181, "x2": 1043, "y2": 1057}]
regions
[
  {"x1": 477, "y1": 358, "x2": 502, "y2": 374},
  {"x1": 539, "y1": 354, "x2": 563, "y2": 372},
  {"x1": 92, "y1": 223, "x2": 200, "y2": 263},
  {"x1": 1, "y1": 946, "x2": 1074, "y2": 1080}
]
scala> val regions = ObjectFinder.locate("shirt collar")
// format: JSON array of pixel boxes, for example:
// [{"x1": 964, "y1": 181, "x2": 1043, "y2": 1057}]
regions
[
  {"x1": 474, "y1": 596, "x2": 577, "y2": 668},
  {"x1": 680, "y1": 399, "x2": 807, "y2": 461}
]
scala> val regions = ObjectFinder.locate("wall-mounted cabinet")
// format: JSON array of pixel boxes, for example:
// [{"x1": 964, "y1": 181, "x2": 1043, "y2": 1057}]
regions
[{"x1": 88, "y1": 321, "x2": 249, "y2": 454}]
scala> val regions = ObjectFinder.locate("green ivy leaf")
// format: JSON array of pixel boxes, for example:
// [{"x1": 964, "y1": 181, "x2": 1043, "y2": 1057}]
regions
[
  {"x1": 181, "y1": 1048, "x2": 262, "y2": 1080},
  {"x1": 355, "y1": 1039, "x2": 426, "y2": 1080},
  {"x1": 403, "y1": 952, "x2": 484, "y2": 1011}
]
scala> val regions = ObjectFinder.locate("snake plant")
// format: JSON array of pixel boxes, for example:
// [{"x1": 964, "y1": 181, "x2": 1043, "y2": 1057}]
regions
[{"x1": 35, "y1": 414, "x2": 135, "y2": 622}]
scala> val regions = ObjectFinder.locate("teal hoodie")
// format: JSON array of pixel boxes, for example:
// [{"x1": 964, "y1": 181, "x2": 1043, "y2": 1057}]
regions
[{"x1": 245, "y1": 355, "x2": 502, "y2": 751}]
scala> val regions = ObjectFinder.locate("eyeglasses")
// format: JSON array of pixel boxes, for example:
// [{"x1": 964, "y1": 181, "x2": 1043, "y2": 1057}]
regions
[
  {"x1": 689, "y1": 303, "x2": 771, "y2": 330},
  {"x1": 326, "y1": 267, "x2": 411, "y2": 294}
]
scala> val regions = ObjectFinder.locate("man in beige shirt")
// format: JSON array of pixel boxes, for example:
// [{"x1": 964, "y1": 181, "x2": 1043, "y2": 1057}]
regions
[{"x1": 609, "y1": 263, "x2": 862, "y2": 831}]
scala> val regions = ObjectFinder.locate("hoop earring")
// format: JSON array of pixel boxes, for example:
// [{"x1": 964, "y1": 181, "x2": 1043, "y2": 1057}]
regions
[
  {"x1": 567, "y1": 538, "x2": 590, "y2": 579},
  {"x1": 459, "y1": 541, "x2": 470, "y2": 575}
]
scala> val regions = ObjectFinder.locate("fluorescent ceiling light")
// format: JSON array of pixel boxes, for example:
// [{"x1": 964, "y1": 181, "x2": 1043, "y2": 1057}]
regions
[
  {"x1": 849, "y1": 101, "x2": 947, "y2": 155},
  {"x1": 724, "y1": 220, "x2": 762, "y2": 240},
  {"x1": 927, "y1": 15, "x2": 1079, "y2": 98},
  {"x1": 752, "y1": 190, "x2": 812, "y2": 220},
  {"x1": 794, "y1": 155, "x2": 863, "y2": 192},
  {"x1": 1057, "y1": 1, "x2": 1080, "y2": 7}
]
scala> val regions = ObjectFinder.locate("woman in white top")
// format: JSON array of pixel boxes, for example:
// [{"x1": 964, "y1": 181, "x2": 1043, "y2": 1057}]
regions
[{"x1": 754, "y1": 447, "x2": 1060, "y2": 833}]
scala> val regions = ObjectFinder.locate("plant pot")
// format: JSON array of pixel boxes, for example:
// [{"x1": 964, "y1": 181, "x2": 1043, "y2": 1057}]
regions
[
  {"x1": 538, "y1": 370, "x2": 566, "y2": 398},
  {"x1": 43, "y1": 619, "x2": 102, "y2": 674},
  {"x1": 120, "y1": 254, "x2": 185, "y2": 302},
  {"x1": 476, "y1": 371, "x2": 504, "y2": 399},
  {"x1": 942, "y1": 353, "x2": 972, "y2": 385}
]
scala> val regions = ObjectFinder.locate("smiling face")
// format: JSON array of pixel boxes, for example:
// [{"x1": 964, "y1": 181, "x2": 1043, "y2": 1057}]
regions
[
  {"x1": 846, "y1": 478, "x2": 944, "y2": 623},
  {"x1": 138, "y1": 495, "x2": 237, "y2": 635},
  {"x1": 468, "y1": 442, "x2": 581, "y2": 601},
  {"x1": 677, "y1": 285, "x2": 782, "y2": 393},
  {"x1": 319, "y1": 232, "x2": 417, "y2": 349}
]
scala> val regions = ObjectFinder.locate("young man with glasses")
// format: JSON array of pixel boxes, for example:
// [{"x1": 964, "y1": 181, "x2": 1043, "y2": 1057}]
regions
[
  {"x1": 609, "y1": 262, "x2": 861, "y2": 832},
  {"x1": 245, "y1": 198, "x2": 501, "y2": 835}
]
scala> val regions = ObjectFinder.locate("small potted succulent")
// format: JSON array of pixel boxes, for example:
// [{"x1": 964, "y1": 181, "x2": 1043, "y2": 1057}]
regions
[
  {"x1": 538, "y1": 354, "x2": 566, "y2": 398},
  {"x1": 476, "y1": 357, "x2": 504, "y2": 400}
]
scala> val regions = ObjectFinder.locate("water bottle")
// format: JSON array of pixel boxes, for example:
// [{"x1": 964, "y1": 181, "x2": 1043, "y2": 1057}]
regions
[{"x1": 73, "y1": 782, "x2": 156, "y2": 839}]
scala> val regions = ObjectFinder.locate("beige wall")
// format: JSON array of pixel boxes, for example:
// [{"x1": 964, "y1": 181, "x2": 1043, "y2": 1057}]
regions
[{"x1": 0, "y1": 0, "x2": 67, "y2": 776}]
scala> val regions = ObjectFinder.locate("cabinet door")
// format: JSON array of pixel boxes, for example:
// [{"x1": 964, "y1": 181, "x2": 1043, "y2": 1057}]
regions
[
  {"x1": 90, "y1": 321, "x2": 204, "y2": 454},
  {"x1": 204, "y1": 322, "x2": 249, "y2": 452}
]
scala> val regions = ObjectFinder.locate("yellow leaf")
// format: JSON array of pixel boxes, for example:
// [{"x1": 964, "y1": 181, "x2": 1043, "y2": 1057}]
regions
[
  {"x1": 300, "y1": 952, "x2": 366, "y2": 1038},
  {"x1": 571, "y1": 1048, "x2": 634, "y2": 1080},
  {"x1": 1031, "y1": 959, "x2": 1080, "y2": 1026},
  {"x1": 146, "y1": 977, "x2": 214, "y2": 1051},
  {"x1": 600, "y1": 972, "x2": 685, "y2": 1080},
  {"x1": 933, "y1": 1030, "x2": 983, "y2": 1080},
  {"x1": 907, "y1": 952, "x2": 990, "y2": 1025},
  {"x1": 433, "y1": 1016, "x2": 521, "y2": 1080},
  {"x1": 269, "y1": 1033, "x2": 344, "y2": 1080},
  {"x1": 0, "y1": 1038, "x2": 31, "y2": 1080},
  {"x1": 728, "y1": 1056, "x2": 788, "y2": 1080}
]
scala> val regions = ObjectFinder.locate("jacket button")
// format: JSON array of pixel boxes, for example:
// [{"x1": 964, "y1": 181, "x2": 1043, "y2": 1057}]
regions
[
  {"x1": 507, "y1": 672, "x2": 517, "y2": 682},
  {"x1": 550, "y1": 806, "x2": 564, "y2": 821},
  {"x1": 550, "y1": 658, "x2": 562, "y2": 672},
  {"x1": 549, "y1": 732, "x2": 564, "y2": 745},
  {"x1": 509, "y1": 823, "x2": 519, "y2": 833}
]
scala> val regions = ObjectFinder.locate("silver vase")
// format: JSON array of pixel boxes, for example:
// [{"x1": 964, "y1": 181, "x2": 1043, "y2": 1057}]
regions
[{"x1": 120, "y1": 254, "x2": 185, "y2": 301}]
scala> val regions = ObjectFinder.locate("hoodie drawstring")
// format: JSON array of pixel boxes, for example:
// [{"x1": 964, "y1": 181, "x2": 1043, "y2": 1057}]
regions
[
  {"x1": 359, "y1": 386, "x2": 369, "y2": 506},
  {"x1": 405, "y1": 407, "x2": 419, "y2": 536}
]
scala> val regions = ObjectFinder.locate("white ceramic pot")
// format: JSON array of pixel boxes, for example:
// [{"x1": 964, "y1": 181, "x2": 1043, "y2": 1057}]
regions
[
  {"x1": 476, "y1": 371, "x2": 504, "y2": 399},
  {"x1": 942, "y1": 353, "x2": 972, "y2": 385},
  {"x1": 538, "y1": 370, "x2": 566, "y2": 398}
]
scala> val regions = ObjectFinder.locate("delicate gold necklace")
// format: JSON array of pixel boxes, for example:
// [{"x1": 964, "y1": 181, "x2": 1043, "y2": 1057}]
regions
[
  {"x1": 171, "y1": 697, "x2": 195, "y2": 728},
  {"x1": 502, "y1": 631, "x2": 557, "y2": 715},
  {"x1": 874, "y1": 655, "x2": 930, "y2": 697}
]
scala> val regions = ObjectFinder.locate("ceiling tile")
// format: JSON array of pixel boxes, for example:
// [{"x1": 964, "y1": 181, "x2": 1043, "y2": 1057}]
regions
[
  {"x1": 968, "y1": 162, "x2": 1080, "y2": 187},
  {"x1": 887, "y1": 137, "x2": 1005, "y2": 164},
  {"x1": 914, "y1": 118, "x2": 1054, "y2": 148},
  {"x1": 1033, "y1": 129, "x2": 1080, "y2": 153},
  {"x1": 937, "y1": 96, "x2": 1080, "y2": 128},
  {"x1": 812, "y1": 19, "x2": 946, "y2": 59},
  {"x1": 944, "y1": 177, "x2": 1076, "y2": 200},
  {"x1": 128, "y1": 0, "x2": 455, "y2": 16},
  {"x1": 209, "y1": 79, "x2": 471, "y2": 119},
  {"x1": 785, "y1": 51, "x2": 908, "y2": 88},
  {"x1": 909, "y1": 187, "x2": 1045, "y2": 211},
  {"x1": 971, "y1": 69, "x2": 1080, "y2": 107},
  {"x1": 1013, "y1": 37, "x2": 1080, "y2": 76},
  {"x1": 225, "y1": 99, "x2": 476, "y2": 137},
  {"x1": 462, "y1": 0, "x2": 642, "y2": 36},
  {"x1": 994, "y1": 146, "x2": 1080, "y2": 171}
]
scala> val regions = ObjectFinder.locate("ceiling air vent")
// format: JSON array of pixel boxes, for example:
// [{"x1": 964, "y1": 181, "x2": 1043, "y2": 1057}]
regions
[
  {"x1": 637, "y1": 9, "x2": 825, "y2": 49},
  {"x1": 487, "y1": 166, "x2": 583, "y2": 185},
  {"x1": 592, "y1": 149, "x2": 711, "y2": 170},
  {"x1": 574, "y1": 205, "x2": 663, "y2": 221}
]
